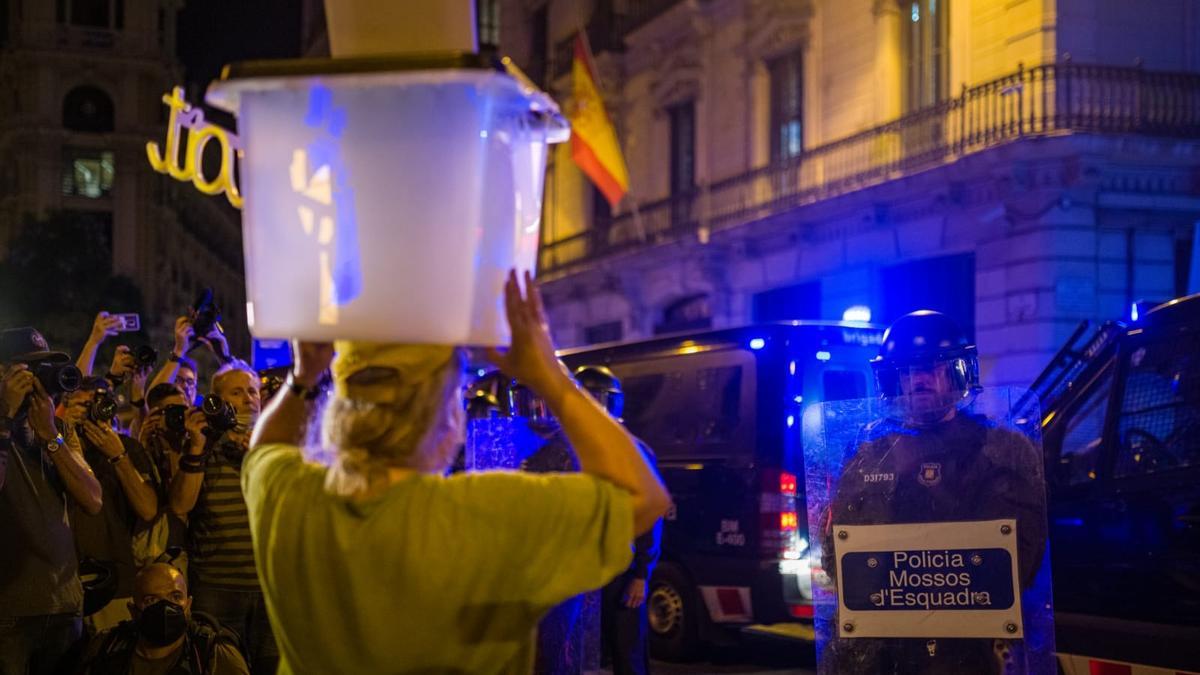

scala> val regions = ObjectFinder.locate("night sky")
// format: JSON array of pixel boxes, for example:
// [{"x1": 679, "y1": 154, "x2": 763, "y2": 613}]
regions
[{"x1": 177, "y1": 0, "x2": 303, "y2": 91}]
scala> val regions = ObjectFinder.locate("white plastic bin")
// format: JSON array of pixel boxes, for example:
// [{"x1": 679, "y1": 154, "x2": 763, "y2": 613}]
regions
[{"x1": 206, "y1": 58, "x2": 568, "y2": 345}]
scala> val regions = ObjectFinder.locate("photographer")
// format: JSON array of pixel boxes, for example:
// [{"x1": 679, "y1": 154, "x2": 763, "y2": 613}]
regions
[
  {"x1": 168, "y1": 362, "x2": 275, "y2": 673},
  {"x1": 134, "y1": 384, "x2": 193, "y2": 573},
  {"x1": 61, "y1": 377, "x2": 160, "y2": 631},
  {"x1": 243, "y1": 271, "x2": 670, "y2": 672},
  {"x1": 0, "y1": 327, "x2": 103, "y2": 675}
]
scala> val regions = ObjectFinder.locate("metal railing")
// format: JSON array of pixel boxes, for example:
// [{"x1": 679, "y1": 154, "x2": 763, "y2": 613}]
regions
[{"x1": 540, "y1": 62, "x2": 1200, "y2": 275}]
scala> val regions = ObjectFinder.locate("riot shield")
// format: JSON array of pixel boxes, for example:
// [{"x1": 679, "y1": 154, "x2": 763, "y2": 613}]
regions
[
  {"x1": 464, "y1": 415, "x2": 602, "y2": 674},
  {"x1": 801, "y1": 387, "x2": 1055, "y2": 675}
]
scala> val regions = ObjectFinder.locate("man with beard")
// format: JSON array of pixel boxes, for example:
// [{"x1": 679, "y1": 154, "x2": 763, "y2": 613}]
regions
[
  {"x1": 73, "y1": 563, "x2": 248, "y2": 675},
  {"x1": 820, "y1": 311, "x2": 1047, "y2": 675},
  {"x1": 169, "y1": 363, "x2": 275, "y2": 673}
]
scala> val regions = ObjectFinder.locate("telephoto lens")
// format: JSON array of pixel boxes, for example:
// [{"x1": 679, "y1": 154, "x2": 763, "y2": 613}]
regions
[
  {"x1": 35, "y1": 362, "x2": 82, "y2": 396},
  {"x1": 201, "y1": 395, "x2": 238, "y2": 433}
]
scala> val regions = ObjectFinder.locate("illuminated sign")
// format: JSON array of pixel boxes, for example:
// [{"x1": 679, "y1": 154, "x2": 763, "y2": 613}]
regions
[{"x1": 146, "y1": 87, "x2": 244, "y2": 209}]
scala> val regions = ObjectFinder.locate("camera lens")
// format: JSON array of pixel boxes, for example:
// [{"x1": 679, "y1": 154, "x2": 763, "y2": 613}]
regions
[
  {"x1": 201, "y1": 395, "x2": 237, "y2": 433},
  {"x1": 88, "y1": 392, "x2": 118, "y2": 423},
  {"x1": 36, "y1": 363, "x2": 82, "y2": 396},
  {"x1": 162, "y1": 405, "x2": 187, "y2": 435}
]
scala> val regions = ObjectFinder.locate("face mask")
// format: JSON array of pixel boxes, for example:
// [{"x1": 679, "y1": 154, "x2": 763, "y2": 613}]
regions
[
  {"x1": 135, "y1": 600, "x2": 188, "y2": 646},
  {"x1": 234, "y1": 410, "x2": 259, "y2": 435}
]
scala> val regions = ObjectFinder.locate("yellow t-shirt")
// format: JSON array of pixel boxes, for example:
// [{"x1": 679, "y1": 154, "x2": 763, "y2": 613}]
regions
[{"x1": 241, "y1": 444, "x2": 633, "y2": 674}]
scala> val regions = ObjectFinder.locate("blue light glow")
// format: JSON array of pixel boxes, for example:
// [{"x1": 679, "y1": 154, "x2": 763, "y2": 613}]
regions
[
  {"x1": 842, "y1": 305, "x2": 872, "y2": 323},
  {"x1": 786, "y1": 415, "x2": 796, "y2": 428},
  {"x1": 476, "y1": 368, "x2": 487, "y2": 377},
  {"x1": 750, "y1": 338, "x2": 766, "y2": 350},
  {"x1": 816, "y1": 350, "x2": 832, "y2": 361},
  {"x1": 793, "y1": 395, "x2": 804, "y2": 404},
  {"x1": 1130, "y1": 302, "x2": 1140, "y2": 322}
]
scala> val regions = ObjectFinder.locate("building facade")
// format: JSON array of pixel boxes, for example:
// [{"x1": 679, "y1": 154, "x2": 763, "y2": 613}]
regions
[
  {"x1": 496, "y1": 0, "x2": 1200, "y2": 388},
  {"x1": 0, "y1": 0, "x2": 249, "y2": 354}
]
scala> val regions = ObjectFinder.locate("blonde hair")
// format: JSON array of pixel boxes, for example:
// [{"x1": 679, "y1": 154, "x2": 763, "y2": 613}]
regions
[{"x1": 322, "y1": 349, "x2": 465, "y2": 499}]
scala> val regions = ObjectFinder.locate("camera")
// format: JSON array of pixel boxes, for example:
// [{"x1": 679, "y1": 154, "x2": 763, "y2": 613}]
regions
[
  {"x1": 134, "y1": 345, "x2": 158, "y2": 368},
  {"x1": 162, "y1": 404, "x2": 188, "y2": 436},
  {"x1": 34, "y1": 362, "x2": 82, "y2": 396},
  {"x1": 201, "y1": 394, "x2": 237, "y2": 434},
  {"x1": 190, "y1": 288, "x2": 222, "y2": 339},
  {"x1": 87, "y1": 390, "x2": 118, "y2": 423}
]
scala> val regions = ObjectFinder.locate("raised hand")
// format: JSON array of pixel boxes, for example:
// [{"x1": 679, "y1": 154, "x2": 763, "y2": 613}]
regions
[
  {"x1": 484, "y1": 270, "x2": 570, "y2": 399},
  {"x1": 291, "y1": 341, "x2": 335, "y2": 388},
  {"x1": 89, "y1": 312, "x2": 123, "y2": 345}
]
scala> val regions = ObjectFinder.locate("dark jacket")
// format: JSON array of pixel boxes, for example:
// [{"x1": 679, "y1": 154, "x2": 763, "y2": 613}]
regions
[{"x1": 819, "y1": 412, "x2": 1048, "y2": 675}]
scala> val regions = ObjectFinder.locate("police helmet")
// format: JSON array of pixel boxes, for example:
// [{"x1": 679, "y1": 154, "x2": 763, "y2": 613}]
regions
[
  {"x1": 508, "y1": 382, "x2": 554, "y2": 425},
  {"x1": 464, "y1": 370, "x2": 512, "y2": 418},
  {"x1": 572, "y1": 365, "x2": 624, "y2": 418},
  {"x1": 871, "y1": 311, "x2": 980, "y2": 424}
]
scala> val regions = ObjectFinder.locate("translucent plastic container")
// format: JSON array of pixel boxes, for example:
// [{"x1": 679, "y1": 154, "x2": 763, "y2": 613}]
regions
[{"x1": 206, "y1": 57, "x2": 568, "y2": 344}]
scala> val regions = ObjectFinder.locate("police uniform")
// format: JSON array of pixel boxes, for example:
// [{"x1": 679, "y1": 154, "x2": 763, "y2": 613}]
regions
[
  {"x1": 817, "y1": 311, "x2": 1049, "y2": 675},
  {"x1": 820, "y1": 413, "x2": 1047, "y2": 674}
]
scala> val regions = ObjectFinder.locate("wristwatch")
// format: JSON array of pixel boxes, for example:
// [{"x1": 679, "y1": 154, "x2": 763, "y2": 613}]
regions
[
  {"x1": 167, "y1": 351, "x2": 184, "y2": 363},
  {"x1": 44, "y1": 434, "x2": 65, "y2": 455},
  {"x1": 285, "y1": 371, "x2": 322, "y2": 401}
]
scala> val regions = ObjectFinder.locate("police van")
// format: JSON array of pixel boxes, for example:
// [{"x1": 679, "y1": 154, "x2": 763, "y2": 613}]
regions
[
  {"x1": 558, "y1": 321, "x2": 883, "y2": 660},
  {"x1": 1035, "y1": 294, "x2": 1200, "y2": 674}
]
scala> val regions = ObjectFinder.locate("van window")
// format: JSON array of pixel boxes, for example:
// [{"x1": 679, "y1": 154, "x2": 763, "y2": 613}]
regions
[
  {"x1": 615, "y1": 350, "x2": 755, "y2": 460},
  {"x1": 1059, "y1": 371, "x2": 1112, "y2": 485},
  {"x1": 823, "y1": 370, "x2": 868, "y2": 402},
  {"x1": 1114, "y1": 334, "x2": 1200, "y2": 477}
]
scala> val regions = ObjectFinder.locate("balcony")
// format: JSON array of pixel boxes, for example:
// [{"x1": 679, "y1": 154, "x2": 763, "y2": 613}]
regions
[{"x1": 539, "y1": 62, "x2": 1200, "y2": 276}]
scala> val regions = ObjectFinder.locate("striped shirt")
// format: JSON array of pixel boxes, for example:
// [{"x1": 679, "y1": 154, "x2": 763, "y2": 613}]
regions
[{"x1": 189, "y1": 443, "x2": 260, "y2": 590}]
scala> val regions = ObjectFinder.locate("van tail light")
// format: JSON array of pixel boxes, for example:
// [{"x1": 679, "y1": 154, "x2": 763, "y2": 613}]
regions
[{"x1": 761, "y1": 469, "x2": 802, "y2": 560}]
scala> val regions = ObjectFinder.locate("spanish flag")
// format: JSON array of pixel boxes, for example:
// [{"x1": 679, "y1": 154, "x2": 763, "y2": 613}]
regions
[{"x1": 568, "y1": 33, "x2": 629, "y2": 209}]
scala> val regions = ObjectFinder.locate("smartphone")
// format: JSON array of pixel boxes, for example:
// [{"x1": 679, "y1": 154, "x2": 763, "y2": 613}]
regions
[{"x1": 114, "y1": 313, "x2": 141, "y2": 332}]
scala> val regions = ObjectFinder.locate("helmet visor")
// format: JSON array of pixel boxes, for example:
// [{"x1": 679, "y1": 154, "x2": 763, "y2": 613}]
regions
[{"x1": 876, "y1": 358, "x2": 978, "y2": 425}]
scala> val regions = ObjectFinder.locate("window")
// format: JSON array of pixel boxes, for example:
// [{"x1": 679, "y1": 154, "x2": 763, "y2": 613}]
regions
[
  {"x1": 59, "y1": 0, "x2": 121, "y2": 28},
  {"x1": 62, "y1": 86, "x2": 115, "y2": 133},
  {"x1": 668, "y1": 101, "x2": 695, "y2": 196},
  {"x1": 62, "y1": 147, "x2": 114, "y2": 198},
  {"x1": 591, "y1": 183, "x2": 612, "y2": 228},
  {"x1": 901, "y1": 0, "x2": 949, "y2": 111},
  {"x1": 656, "y1": 293, "x2": 710, "y2": 335},
  {"x1": 768, "y1": 50, "x2": 804, "y2": 161},
  {"x1": 881, "y1": 253, "x2": 975, "y2": 338},
  {"x1": 476, "y1": 0, "x2": 500, "y2": 49},
  {"x1": 753, "y1": 280, "x2": 821, "y2": 322},
  {"x1": 1059, "y1": 372, "x2": 1113, "y2": 485},
  {"x1": 667, "y1": 100, "x2": 695, "y2": 227},
  {"x1": 617, "y1": 351, "x2": 755, "y2": 459},
  {"x1": 1114, "y1": 336, "x2": 1200, "y2": 477},
  {"x1": 823, "y1": 370, "x2": 868, "y2": 402},
  {"x1": 528, "y1": 5, "x2": 548, "y2": 86}
]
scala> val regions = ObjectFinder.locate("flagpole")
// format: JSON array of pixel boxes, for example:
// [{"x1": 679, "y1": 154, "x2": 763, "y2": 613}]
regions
[{"x1": 576, "y1": 22, "x2": 645, "y2": 245}]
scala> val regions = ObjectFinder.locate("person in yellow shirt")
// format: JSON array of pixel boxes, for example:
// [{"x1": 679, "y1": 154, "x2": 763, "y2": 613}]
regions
[{"x1": 243, "y1": 270, "x2": 671, "y2": 674}]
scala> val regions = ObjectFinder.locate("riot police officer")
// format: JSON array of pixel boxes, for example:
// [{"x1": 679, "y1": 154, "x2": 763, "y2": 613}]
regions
[{"x1": 818, "y1": 311, "x2": 1050, "y2": 674}]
